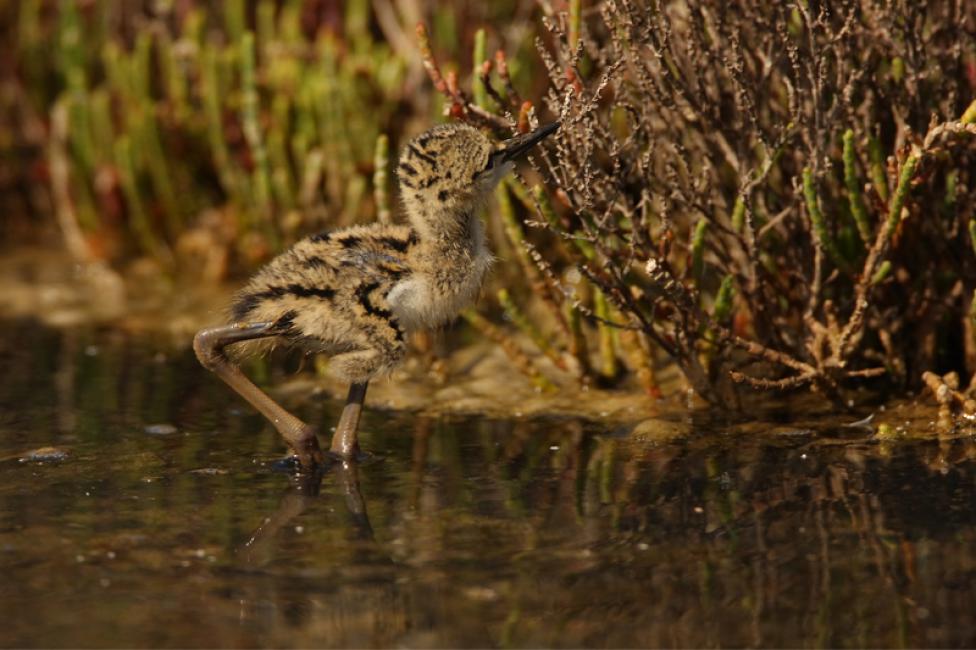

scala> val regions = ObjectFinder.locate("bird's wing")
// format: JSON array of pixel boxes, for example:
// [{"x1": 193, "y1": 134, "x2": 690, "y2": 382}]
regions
[{"x1": 337, "y1": 248, "x2": 411, "y2": 285}]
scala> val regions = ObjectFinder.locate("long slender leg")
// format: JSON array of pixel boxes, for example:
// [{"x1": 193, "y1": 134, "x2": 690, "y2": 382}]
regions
[
  {"x1": 327, "y1": 326, "x2": 402, "y2": 460},
  {"x1": 193, "y1": 323, "x2": 324, "y2": 468},
  {"x1": 330, "y1": 382, "x2": 368, "y2": 459}
]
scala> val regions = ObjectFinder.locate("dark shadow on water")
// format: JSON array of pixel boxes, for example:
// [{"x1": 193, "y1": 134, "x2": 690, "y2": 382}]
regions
[{"x1": 2, "y1": 318, "x2": 976, "y2": 648}]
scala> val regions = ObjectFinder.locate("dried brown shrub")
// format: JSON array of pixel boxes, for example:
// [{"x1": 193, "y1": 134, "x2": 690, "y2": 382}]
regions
[{"x1": 502, "y1": 0, "x2": 976, "y2": 406}]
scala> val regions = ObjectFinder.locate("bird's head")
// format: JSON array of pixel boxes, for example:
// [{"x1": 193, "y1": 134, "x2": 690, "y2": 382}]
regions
[{"x1": 397, "y1": 121, "x2": 559, "y2": 232}]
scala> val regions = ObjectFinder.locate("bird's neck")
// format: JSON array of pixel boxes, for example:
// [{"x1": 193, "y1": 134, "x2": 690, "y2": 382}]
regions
[
  {"x1": 406, "y1": 198, "x2": 484, "y2": 256},
  {"x1": 407, "y1": 209, "x2": 488, "y2": 289}
]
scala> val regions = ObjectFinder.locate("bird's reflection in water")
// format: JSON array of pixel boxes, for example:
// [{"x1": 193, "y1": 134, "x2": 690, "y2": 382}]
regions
[
  {"x1": 239, "y1": 460, "x2": 375, "y2": 568},
  {"x1": 232, "y1": 457, "x2": 413, "y2": 645}
]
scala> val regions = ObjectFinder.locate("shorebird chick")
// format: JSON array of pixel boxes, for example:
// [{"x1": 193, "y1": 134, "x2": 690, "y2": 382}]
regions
[{"x1": 194, "y1": 121, "x2": 559, "y2": 467}]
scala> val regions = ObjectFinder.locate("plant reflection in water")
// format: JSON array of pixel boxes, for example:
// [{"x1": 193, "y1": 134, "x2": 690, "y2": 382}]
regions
[{"x1": 2, "y1": 321, "x2": 976, "y2": 647}]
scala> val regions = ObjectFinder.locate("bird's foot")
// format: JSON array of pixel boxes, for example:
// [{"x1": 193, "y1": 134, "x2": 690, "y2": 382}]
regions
[
  {"x1": 272, "y1": 447, "x2": 376, "y2": 477},
  {"x1": 279, "y1": 423, "x2": 325, "y2": 470},
  {"x1": 267, "y1": 456, "x2": 326, "y2": 495}
]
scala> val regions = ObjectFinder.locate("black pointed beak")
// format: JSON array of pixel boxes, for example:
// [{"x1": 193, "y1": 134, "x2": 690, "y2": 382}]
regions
[{"x1": 497, "y1": 121, "x2": 560, "y2": 164}]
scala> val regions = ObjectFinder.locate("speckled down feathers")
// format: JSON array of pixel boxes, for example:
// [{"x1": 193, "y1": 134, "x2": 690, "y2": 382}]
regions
[
  {"x1": 229, "y1": 224, "x2": 415, "y2": 381},
  {"x1": 227, "y1": 123, "x2": 500, "y2": 383}
]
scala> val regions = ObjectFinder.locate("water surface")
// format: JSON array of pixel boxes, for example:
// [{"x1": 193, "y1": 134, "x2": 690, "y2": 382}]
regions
[{"x1": 1, "y1": 318, "x2": 975, "y2": 648}]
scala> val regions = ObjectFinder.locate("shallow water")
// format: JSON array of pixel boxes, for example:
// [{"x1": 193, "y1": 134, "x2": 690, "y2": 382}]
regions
[{"x1": 1, "y1": 318, "x2": 975, "y2": 648}]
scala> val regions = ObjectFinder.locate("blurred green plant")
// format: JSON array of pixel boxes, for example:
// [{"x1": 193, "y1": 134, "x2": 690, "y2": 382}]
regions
[{"x1": 7, "y1": 1, "x2": 536, "y2": 271}]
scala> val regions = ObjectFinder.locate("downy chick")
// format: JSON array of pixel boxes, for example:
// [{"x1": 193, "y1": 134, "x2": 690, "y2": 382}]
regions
[{"x1": 193, "y1": 121, "x2": 559, "y2": 466}]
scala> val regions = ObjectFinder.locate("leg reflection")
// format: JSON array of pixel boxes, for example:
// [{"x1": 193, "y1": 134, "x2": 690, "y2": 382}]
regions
[
  {"x1": 335, "y1": 459, "x2": 374, "y2": 540},
  {"x1": 238, "y1": 468, "x2": 324, "y2": 568},
  {"x1": 235, "y1": 462, "x2": 408, "y2": 642},
  {"x1": 239, "y1": 462, "x2": 375, "y2": 568}
]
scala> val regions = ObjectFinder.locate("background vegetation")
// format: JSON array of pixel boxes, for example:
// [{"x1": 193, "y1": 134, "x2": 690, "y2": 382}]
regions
[{"x1": 2, "y1": 1, "x2": 976, "y2": 408}]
